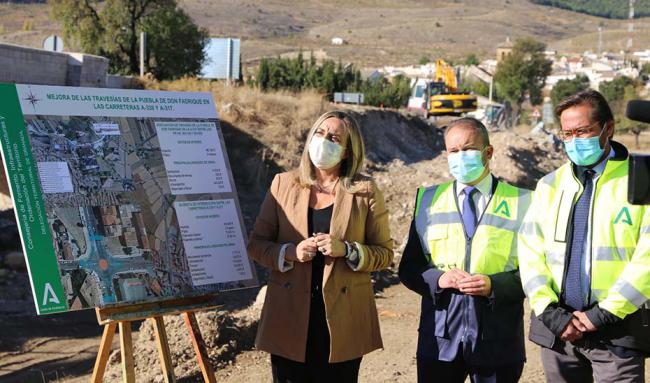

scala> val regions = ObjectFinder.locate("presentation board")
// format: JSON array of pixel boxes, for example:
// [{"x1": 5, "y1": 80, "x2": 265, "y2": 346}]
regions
[{"x1": 0, "y1": 83, "x2": 257, "y2": 315}]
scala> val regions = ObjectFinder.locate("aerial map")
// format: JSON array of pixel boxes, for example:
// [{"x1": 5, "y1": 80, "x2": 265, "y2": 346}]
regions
[{"x1": 0, "y1": 84, "x2": 256, "y2": 315}]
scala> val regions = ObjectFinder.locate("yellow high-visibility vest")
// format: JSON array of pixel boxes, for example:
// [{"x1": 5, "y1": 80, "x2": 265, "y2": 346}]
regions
[
  {"x1": 414, "y1": 179, "x2": 532, "y2": 274},
  {"x1": 519, "y1": 156, "x2": 650, "y2": 319}
]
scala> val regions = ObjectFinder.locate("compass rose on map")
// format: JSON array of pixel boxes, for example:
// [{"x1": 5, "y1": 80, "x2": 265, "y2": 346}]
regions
[{"x1": 24, "y1": 88, "x2": 41, "y2": 111}]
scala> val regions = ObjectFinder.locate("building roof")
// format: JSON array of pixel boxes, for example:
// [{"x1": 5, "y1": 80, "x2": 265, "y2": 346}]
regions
[{"x1": 497, "y1": 37, "x2": 514, "y2": 49}]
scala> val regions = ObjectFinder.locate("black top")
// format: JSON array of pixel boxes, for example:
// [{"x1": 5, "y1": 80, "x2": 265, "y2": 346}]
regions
[
  {"x1": 306, "y1": 204, "x2": 333, "y2": 365},
  {"x1": 309, "y1": 204, "x2": 333, "y2": 296}
]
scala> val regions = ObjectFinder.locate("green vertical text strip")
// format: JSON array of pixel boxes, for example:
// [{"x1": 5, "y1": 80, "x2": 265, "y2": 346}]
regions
[{"x1": 0, "y1": 83, "x2": 68, "y2": 314}]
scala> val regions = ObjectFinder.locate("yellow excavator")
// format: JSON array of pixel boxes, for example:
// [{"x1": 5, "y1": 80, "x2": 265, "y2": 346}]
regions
[{"x1": 407, "y1": 59, "x2": 477, "y2": 117}]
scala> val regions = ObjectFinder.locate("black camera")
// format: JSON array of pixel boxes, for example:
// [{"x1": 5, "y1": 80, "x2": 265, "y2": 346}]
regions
[{"x1": 627, "y1": 100, "x2": 650, "y2": 205}]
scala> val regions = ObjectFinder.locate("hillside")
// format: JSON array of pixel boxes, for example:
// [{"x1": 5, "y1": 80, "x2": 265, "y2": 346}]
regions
[
  {"x1": 530, "y1": 0, "x2": 650, "y2": 19},
  {"x1": 2, "y1": 0, "x2": 650, "y2": 70}
]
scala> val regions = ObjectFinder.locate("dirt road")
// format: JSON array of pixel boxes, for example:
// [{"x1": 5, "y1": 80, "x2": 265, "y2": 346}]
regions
[
  {"x1": 212, "y1": 285, "x2": 490, "y2": 382},
  {"x1": 215, "y1": 283, "x2": 648, "y2": 382},
  {"x1": 2, "y1": 280, "x2": 648, "y2": 382}
]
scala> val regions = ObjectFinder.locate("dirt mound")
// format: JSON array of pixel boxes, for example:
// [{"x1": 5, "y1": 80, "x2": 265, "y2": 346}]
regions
[
  {"x1": 490, "y1": 131, "x2": 565, "y2": 189},
  {"x1": 346, "y1": 108, "x2": 444, "y2": 165}
]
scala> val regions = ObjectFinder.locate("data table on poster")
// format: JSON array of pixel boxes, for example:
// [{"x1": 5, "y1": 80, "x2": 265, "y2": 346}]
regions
[
  {"x1": 155, "y1": 121, "x2": 232, "y2": 195},
  {"x1": 174, "y1": 199, "x2": 251, "y2": 286},
  {"x1": 37, "y1": 162, "x2": 74, "y2": 193}
]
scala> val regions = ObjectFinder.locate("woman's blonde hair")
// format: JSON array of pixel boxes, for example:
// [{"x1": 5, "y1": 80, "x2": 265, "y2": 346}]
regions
[{"x1": 298, "y1": 110, "x2": 365, "y2": 193}]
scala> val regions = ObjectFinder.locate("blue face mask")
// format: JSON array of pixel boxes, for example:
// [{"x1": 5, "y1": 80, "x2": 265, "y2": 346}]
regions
[
  {"x1": 447, "y1": 149, "x2": 486, "y2": 184},
  {"x1": 563, "y1": 125, "x2": 607, "y2": 166}
]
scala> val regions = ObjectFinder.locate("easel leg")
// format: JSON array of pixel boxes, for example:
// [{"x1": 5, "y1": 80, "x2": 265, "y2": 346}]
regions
[
  {"x1": 182, "y1": 312, "x2": 216, "y2": 383},
  {"x1": 119, "y1": 321, "x2": 135, "y2": 383},
  {"x1": 91, "y1": 322, "x2": 118, "y2": 383},
  {"x1": 151, "y1": 316, "x2": 176, "y2": 383}
]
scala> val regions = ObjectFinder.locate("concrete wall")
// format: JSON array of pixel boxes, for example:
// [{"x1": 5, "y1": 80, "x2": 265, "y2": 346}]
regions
[
  {"x1": 106, "y1": 74, "x2": 142, "y2": 89},
  {"x1": 0, "y1": 43, "x2": 109, "y2": 87},
  {"x1": 0, "y1": 43, "x2": 117, "y2": 208},
  {"x1": 68, "y1": 53, "x2": 109, "y2": 87},
  {"x1": 0, "y1": 43, "x2": 69, "y2": 85}
]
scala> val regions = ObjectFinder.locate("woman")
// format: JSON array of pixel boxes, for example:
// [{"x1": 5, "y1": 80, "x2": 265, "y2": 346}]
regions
[{"x1": 247, "y1": 110, "x2": 394, "y2": 382}]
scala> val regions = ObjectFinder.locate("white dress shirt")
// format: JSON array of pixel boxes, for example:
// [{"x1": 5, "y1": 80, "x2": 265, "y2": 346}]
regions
[{"x1": 455, "y1": 173, "x2": 494, "y2": 219}]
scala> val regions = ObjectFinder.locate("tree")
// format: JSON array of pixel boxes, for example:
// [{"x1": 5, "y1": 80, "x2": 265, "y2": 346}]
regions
[
  {"x1": 349, "y1": 69, "x2": 363, "y2": 92},
  {"x1": 139, "y1": 6, "x2": 208, "y2": 80},
  {"x1": 640, "y1": 63, "x2": 650, "y2": 81},
  {"x1": 550, "y1": 74, "x2": 590, "y2": 107},
  {"x1": 461, "y1": 79, "x2": 496, "y2": 101},
  {"x1": 360, "y1": 75, "x2": 411, "y2": 108},
  {"x1": 386, "y1": 75, "x2": 412, "y2": 108},
  {"x1": 257, "y1": 58, "x2": 271, "y2": 91},
  {"x1": 599, "y1": 76, "x2": 635, "y2": 105},
  {"x1": 285, "y1": 53, "x2": 305, "y2": 91},
  {"x1": 51, "y1": 0, "x2": 208, "y2": 79},
  {"x1": 464, "y1": 53, "x2": 480, "y2": 66},
  {"x1": 494, "y1": 37, "x2": 552, "y2": 121},
  {"x1": 320, "y1": 61, "x2": 336, "y2": 93},
  {"x1": 304, "y1": 56, "x2": 321, "y2": 89},
  {"x1": 251, "y1": 54, "x2": 410, "y2": 108},
  {"x1": 530, "y1": 0, "x2": 650, "y2": 19},
  {"x1": 599, "y1": 76, "x2": 644, "y2": 139}
]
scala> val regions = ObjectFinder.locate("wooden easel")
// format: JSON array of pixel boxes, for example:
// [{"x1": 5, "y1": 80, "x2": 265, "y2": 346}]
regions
[{"x1": 90, "y1": 295, "x2": 221, "y2": 383}]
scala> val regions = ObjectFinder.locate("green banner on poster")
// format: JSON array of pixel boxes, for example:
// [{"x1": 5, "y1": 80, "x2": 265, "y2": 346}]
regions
[{"x1": 0, "y1": 84, "x2": 67, "y2": 314}]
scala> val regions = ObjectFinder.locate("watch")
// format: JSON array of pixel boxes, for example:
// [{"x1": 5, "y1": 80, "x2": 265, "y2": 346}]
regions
[{"x1": 344, "y1": 241, "x2": 359, "y2": 262}]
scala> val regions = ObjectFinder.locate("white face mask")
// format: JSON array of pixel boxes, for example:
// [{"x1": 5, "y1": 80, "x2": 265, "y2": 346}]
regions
[{"x1": 308, "y1": 135, "x2": 344, "y2": 170}]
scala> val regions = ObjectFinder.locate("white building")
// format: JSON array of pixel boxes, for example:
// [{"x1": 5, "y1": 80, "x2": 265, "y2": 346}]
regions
[
  {"x1": 545, "y1": 50, "x2": 642, "y2": 91},
  {"x1": 546, "y1": 74, "x2": 577, "y2": 87},
  {"x1": 632, "y1": 50, "x2": 650, "y2": 64},
  {"x1": 381, "y1": 63, "x2": 437, "y2": 78}
]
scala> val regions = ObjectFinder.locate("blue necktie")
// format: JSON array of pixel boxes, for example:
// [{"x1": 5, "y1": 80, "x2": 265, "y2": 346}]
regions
[
  {"x1": 564, "y1": 169, "x2": 595, "y2": 311},
  {"x1": 462, "y1": 187, "x2": 478, "y2": 238}
]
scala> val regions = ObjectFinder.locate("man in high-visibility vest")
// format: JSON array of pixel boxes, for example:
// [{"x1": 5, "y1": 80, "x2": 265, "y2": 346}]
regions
[
  {"x1": 519, "y1": 89, "x2": 650, "y2": 382},
  {"x1": 399, "y1": 117, "x2": 531, "y2": 382}
]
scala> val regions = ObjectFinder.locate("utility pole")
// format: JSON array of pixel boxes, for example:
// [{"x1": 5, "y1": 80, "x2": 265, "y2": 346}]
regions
[
  {"x1": 488, "y1": 78, "x2": 493, "y2": 105},
  {"x1": 627, "y1": 0, "x2": 635, "y2": 51},
  {"x1": 598, "y1": 26, "x2": 603, "y2": 56},
  {"x1": 226, "y1": 38, "x2": 232, "y2": 84},
  {"x1": 139, "y1": 32, "x2": 146, "y2": 77}
]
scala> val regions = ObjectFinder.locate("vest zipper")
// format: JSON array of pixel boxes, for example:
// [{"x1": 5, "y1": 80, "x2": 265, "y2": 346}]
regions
[
  {"x1": 452, "y1": 178, "x2": 498, "y2": 273},
  {"x1": 587, "y1": 173, "x2": 603, "y2": 306},
  {"x1": 452, "y1": 178, "x2": 498, "y2": 345}
]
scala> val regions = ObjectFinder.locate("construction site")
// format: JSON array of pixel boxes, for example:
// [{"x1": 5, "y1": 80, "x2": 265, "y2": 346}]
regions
[
  {"x1": 0, "y1": 77, "x2": 646, "y2": 382},
  {"x1": 1, "y1": 0, "x2": 650, "y2": 382}
]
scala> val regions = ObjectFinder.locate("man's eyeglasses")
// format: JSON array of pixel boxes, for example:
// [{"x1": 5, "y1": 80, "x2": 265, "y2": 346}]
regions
[{"x1": 557, "y1": 121, "x2": 604, "y2": 142}]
